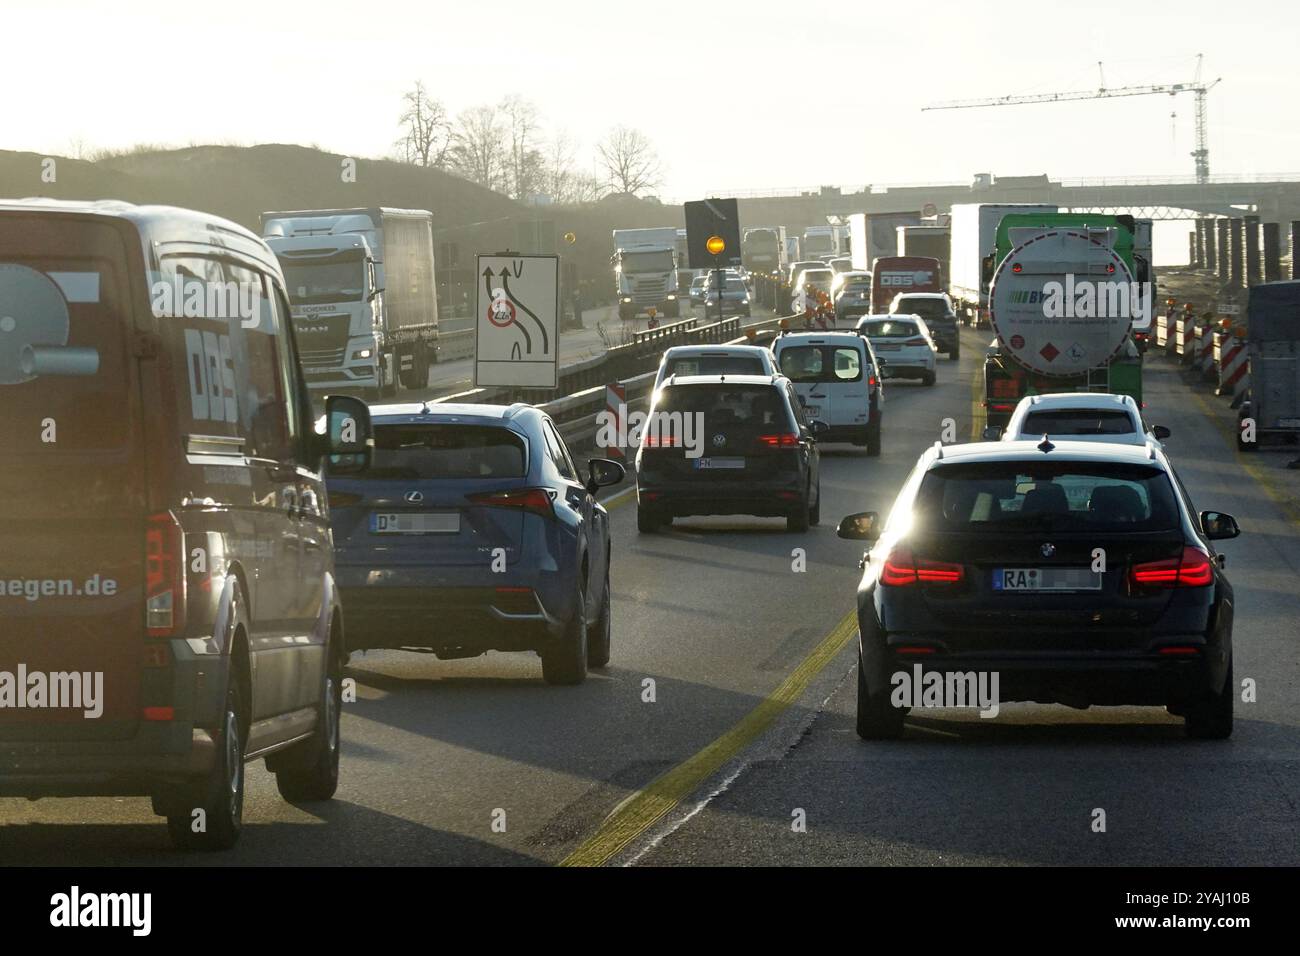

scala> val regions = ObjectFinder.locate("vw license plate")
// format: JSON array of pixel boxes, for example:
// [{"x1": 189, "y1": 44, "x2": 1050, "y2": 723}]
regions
[
  {"x1": 994, "y1": 567, "x2": 1101, "y2": 591},
  {"x1": 693, "y1": 457, "x2": 745, "y2": 470},
  {"x1": 371, "y1": 512, "x2": 460, "y2": 534}
]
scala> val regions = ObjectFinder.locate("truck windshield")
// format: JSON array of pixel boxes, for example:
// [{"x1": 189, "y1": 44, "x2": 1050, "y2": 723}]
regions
[
  {"x1": 621, "y1": 250, "x2": 674, "y2": 274},
  {"x1": 280, "y1": 255, "x2": 367, "y2": 304}
]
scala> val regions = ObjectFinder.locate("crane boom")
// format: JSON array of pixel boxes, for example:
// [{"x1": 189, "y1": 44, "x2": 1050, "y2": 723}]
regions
[{"x1": 922, "y1": 57, "x2": 1221, "y2": 184}]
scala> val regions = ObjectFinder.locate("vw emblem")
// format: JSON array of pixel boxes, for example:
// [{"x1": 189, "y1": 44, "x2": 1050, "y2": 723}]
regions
[
  {"x1": 712, "y1": 433, "x2": 727, "y2": 448},
  {"x1": 1040, "y1": 542, "x2": 1055, "y2": 558},
  {"x1": 405, "y1": 491, "x2": 424, "y2": 503}
]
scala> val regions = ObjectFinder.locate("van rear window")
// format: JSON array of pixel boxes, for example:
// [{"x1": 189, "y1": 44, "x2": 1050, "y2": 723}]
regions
[
  {"x1": 777, "y1": 345, "x2": 863, "y2": 383},
  {"x1": 0, "y1": 216, "x2": 131, "y2": 452}
]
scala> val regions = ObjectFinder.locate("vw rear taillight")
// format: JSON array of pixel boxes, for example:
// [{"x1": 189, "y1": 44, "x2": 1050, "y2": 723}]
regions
[
  {"x1": 756, "y1": 433, "x2": 800, "y2": 448},
  {"x1": 1129, "y1": 547, "x2": 1213, "y2": 589},
  {"x1": 880, "y1": 546, "x2": 964, "y2": 587},
  {"x1": 642, "y1": 433, "x2": 682, "y2": 448},
  {"x1": 469, "y1": 488, "x2": 554, "y2": 519},
  {"x1": 145, "y1": 511, "x2": 185, "y2": 636}
]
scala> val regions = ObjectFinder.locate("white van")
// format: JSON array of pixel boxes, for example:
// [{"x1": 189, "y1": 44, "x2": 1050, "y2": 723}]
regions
[{"x1": 771, "y1": 332, "x2": 883, "y2": 455}]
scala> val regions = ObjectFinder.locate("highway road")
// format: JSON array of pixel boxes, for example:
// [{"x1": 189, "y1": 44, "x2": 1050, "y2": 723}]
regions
[{"x1": 3, "y1": 325, "x2": 1297, "y2": 866}]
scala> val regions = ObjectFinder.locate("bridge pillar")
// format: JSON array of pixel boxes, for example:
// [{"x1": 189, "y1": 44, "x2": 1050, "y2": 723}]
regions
[
  {"x1": 1245, "y1": 216, "x2": 1262, "y2": 286},
  {"x1": 1188, "y1": 231, "x2": 1197, "y2": 268},
  {"x1": 1229, "y1": 218, "x2": 1244, "y2": 289},
  {"x1": 1193, "y1": 222, "x2": 1205, "y2": 268},
  {"x1": 1293, "y1": 222, "x2": 1300, "y2": 280},
  {"x1": 1217, "y1": 219, "x2": 1230, "y2": 282},
  {"x1": 1263, "y1": 223, "x2": 1281, "y2": 283},
  {"x1": 1204, "y1": 218, "x2": 1218, "y2": 273}
]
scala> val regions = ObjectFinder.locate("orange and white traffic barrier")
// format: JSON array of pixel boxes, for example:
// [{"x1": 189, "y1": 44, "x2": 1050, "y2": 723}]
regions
[
  {"x1": 1218, "y1": 327, "x2": 1249, "y2": 405},
  {"x1": 604, "y1": 382, "x2": 627, "y2": 461}
]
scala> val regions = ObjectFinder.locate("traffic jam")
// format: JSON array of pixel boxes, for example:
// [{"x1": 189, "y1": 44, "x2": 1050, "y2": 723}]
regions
[{"x1": 0, "y1": 7, "x2": 1293, "y2": 934}]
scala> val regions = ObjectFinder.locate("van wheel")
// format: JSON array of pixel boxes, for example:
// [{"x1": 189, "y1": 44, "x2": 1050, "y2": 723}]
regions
[
  {"x1": 587, "y1": 567, "x2": 612, "y2": 669},
  {"x1": 1185, "y1": 658, "x2": 1233, "y2": 739},
  {"x1": 273, "y1": 640, "x2": 342, "y2": 802},
  {"x1": 856, "y1": 653, "x2": 905, "y2": 740},
  {"x1": 866, "y1": 422, "x2": 882, "y2": 457},
  {"x1": 167, "y1": 678, "x2": 245, "y2": 851},
  {"x1": 543, "y1": 581, "x2": 589, "y2": 685}
]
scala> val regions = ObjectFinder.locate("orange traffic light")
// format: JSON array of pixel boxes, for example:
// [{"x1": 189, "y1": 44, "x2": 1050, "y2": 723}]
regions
[{"x1": 706, "y1": 235, "x2": 726, "y2": 256}]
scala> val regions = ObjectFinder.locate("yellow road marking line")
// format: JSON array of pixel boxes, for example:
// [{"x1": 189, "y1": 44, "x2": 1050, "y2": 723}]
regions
[
  {"x1": 560, "y1": 610, "x2": 859, "y2": 867},
  {"x1": 968, "y1": 336, "x2": 984, "y2": 441}
]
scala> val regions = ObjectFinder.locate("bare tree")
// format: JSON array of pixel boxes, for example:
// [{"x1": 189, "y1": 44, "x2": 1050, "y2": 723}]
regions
[
  {"x1": 501, "y1": 95, "x2": 545, "y2": 201},
  {"x1": 396, "y1": 81, "x2": 452, "y2": 168},
  {"x1": 596, "y1": 126, "x2": 662, "y2": 197},
  {"x1": 448, "y1": 105, "x2": 507, "y2": 191}
]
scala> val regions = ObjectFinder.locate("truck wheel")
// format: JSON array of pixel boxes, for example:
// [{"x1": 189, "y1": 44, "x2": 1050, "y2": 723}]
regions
[
  {"x1": 399, "y1": 343, "x2": 429, "y2": 391},
  {"x1": 272, "y1": 630, "x2": 343, "y2": 802},
  {"x1": 166, "y1": 677, "x2": 246, "y2": 851}
]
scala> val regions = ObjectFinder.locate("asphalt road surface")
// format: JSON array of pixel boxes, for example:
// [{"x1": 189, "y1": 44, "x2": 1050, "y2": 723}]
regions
[{"x1": 3, "y1": 325, "x2": 1296, "y2": 866}]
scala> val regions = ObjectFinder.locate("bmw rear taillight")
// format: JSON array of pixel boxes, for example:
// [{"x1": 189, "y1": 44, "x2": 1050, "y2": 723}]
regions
[
  {"x1": 904, "y1": 337, "x2": 928, "y2": 347},
  {"x1": 145, "y1": 511, "x2": 185, "y2": 636},
  {"x1": 756, "y1": 432, "x2": 800, "y2": 448},
  {"x1": 1129, "y1": 547, "x2": 1213, "y2": 589},
  {"x1": 469, "y1": 488, "x2": 554, "y2": 519},
  {"x1": 880, "y1": 546, "x2": 964, "y2": 587}
]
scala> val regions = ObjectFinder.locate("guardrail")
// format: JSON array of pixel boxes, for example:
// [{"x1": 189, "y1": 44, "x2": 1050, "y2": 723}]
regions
[{"x1": 437, "y1": 328, "x2": 475, "y2": 362}]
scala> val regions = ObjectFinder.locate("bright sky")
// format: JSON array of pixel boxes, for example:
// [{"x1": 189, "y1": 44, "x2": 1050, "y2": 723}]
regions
[{"x1": 5, "y1": 0, "x2": 1297, "y2": 201}]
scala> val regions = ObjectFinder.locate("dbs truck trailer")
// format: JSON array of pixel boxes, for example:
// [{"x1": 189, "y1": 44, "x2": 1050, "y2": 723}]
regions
[
  {"x1": 262, "y1": 207, "x2": 438, "y2": 397},
  {"x1": 870, "y1": 256, "x2": 943, "y2": 313},
  {"x1": 948, "y1": 202, "x2": 1055, "y2": 329},
  {"x1": 848, "y1": 212, "x2": 922, "y2": 275},
  {"x1": 897, "y1": 225, "x2": 951, "y2": 289}
]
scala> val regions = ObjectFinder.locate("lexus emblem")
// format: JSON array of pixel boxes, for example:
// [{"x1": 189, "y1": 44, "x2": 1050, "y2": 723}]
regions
[
  {"x1": 405, "y1": 491, "x2": 424, "y2": 503},
  {"x1": 1040, "y1": 542, "x2": 1055, "y2": 558},
  {"x1": 712, "y1": 433, "x2": 727, "y2": 448}
]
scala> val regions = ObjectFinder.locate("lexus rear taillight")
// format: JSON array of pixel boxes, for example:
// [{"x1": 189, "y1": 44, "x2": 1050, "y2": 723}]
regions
[
  {"x1": 1129, "y1": 547, "x2": 1213, "y2": 589},
  {"x1": 327, "y1": 490, "x2": 362, "y2": 508},
  {"x1": 145, "y1": 511, "x2": 185, "y2": 637},
  {"x1": 880, "y1": 546, "x2": 964, "y2": 587},
  {"x1": 469, "y1": 488, "x2": 554, "y2": 519},
  {"x1": 756, "y1": 433, "x2": 800, "y2": 448}
]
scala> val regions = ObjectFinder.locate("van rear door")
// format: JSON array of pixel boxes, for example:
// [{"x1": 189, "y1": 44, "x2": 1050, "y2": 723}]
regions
[{"x1": 0, "y1": 213, "x2": 146, "y2": 740}]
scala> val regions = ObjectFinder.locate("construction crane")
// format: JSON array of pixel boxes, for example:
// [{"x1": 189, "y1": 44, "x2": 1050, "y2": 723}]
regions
[{"x1": 923, "y1": 55, "x2": 1222, "y2": 184}]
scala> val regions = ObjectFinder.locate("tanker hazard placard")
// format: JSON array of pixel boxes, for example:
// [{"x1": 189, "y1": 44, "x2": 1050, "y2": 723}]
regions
[
  {"x1": 474, "y1": 253, "x2": 560, "y2": 388},
  {"x1": 989, "y1": 230, "x2": 1137, "y2": 378}
]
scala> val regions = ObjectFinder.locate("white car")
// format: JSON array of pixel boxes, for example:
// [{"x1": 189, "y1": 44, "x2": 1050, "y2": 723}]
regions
[
  {"x1": 992, "y1": 392, "x2": 1171, "y2": 446},
  {"x1": 654, "y1": 344, "x2": 777, "y2": 390},
  {"x1": 855, "y1": 314, "x2": 938, "y2": 386},
  {"x1": 770, "y1": 331, "x2": 883, "y2": 454}
]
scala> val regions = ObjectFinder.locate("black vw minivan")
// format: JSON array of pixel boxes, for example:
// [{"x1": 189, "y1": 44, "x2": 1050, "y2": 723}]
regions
[{"x1": 0, "y1": 200, "x2": 371, "y2": 849}]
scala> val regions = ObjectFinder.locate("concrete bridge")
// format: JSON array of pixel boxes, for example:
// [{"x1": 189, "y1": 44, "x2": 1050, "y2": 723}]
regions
[{"x1": 727, "y1": 173, "x2": 1300, "y2": 232}]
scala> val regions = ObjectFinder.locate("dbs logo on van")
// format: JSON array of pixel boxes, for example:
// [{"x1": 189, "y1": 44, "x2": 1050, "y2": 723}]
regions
[{"x1": 880, "y1": 271, "x2": 934, "y2": 287}]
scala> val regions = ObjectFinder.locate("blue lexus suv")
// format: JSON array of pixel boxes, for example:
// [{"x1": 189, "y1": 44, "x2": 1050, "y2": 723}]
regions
[{"x1": 325, "y1": 402, "x2": 624, "y2": 684}]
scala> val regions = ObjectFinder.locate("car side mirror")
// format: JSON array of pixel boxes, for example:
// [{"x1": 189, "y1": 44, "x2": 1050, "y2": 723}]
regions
[
  {"x1": 837, "y1": 511, "x2": 880, "y2": 540},
  {"x1": 587, "y1": 457, "x2": 626, "y2": 495},
  {"x1": 321, "y1": 395, "x2": 372, "y2": 474},
  {"x1": 1200, "y1": 511, "x2": 1240, "y2": 541},
  {"x1": 809, "y1": 419, "x2": 830, "y2": 437},
  {"x1": 982, "y1": 425, "x2": 1003, "y2": 441},
  {"x1": 1152, "y1": 425, "x2": 1171, "y2": 440}
]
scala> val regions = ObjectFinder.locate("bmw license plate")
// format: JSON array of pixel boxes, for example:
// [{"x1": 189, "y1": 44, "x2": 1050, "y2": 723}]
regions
[
  {"x1": 994, "y1": 567, "x2": 1101, "y2": 591},
  {"x1": 693, "y1": 457, "x2": 745, "y2": 470},
  {"x1": 371, "y1": 512, "x2": 460, "y2": 534}
]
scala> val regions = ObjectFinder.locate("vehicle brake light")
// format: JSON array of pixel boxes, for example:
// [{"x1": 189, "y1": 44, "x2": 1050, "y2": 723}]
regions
[
  {"x1": 757, "y1": 433, "x2": 800, "y2": 447},
  {"x1": 145, "y1": 511, "x2": 185, "y2": 637},
  {"x1": 880, "y1": 546, "x2": 964, "y2": 587},
  {"x1": 1129, "y1": 547, "x2": 1213, "y2": 588},
  {"x1": 904, "y1": 337, "x2": 928, "y2": 347},
  {"x1": 642, "y1": 433, "x2": 682, "y2": 448},
  {"x1": 469, "y1": 488, "x2": 554, "y2": 519}
]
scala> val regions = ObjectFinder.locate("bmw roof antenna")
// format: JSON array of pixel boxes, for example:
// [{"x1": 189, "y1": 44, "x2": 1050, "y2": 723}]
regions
[{"x1": 1037, "y1": 434, "x2": 1055, "y2": 453}]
